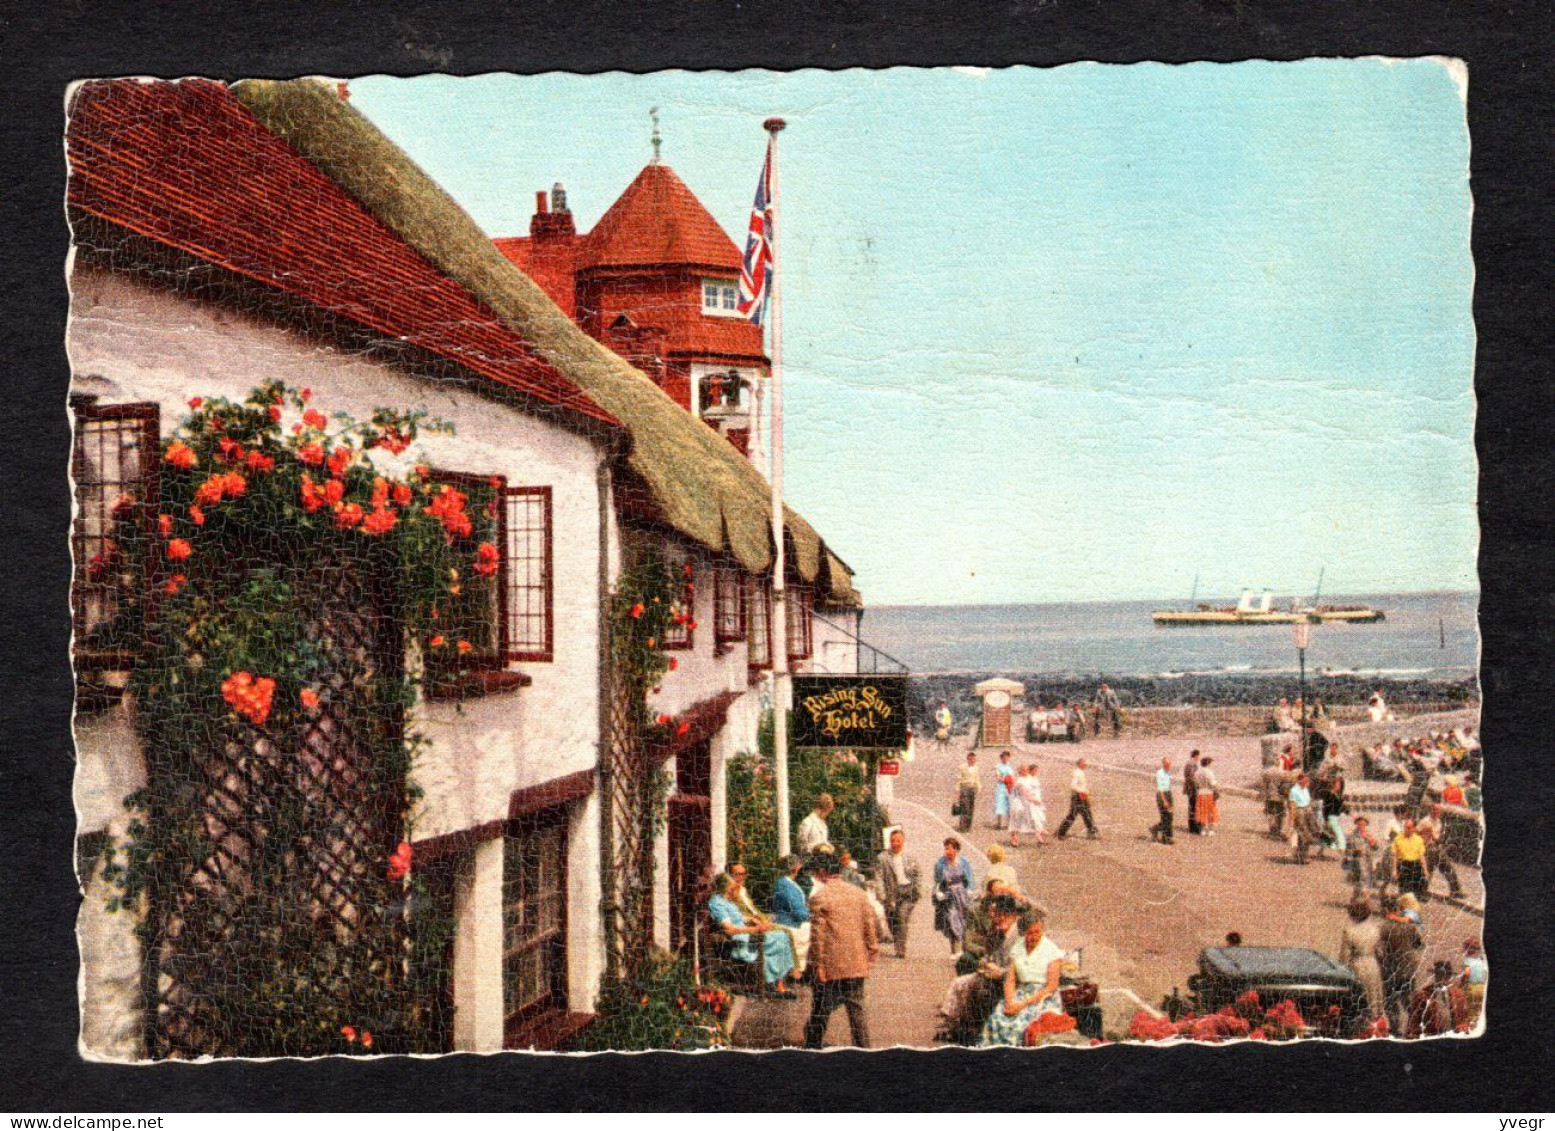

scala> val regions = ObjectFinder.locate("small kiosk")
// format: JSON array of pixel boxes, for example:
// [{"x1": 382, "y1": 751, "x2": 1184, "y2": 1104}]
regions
[{"x1": 974, "y1": 678, "x2": 1025, "y2": 748}]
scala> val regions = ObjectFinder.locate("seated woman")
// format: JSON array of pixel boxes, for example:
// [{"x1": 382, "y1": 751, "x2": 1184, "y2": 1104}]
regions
[
  {"x1": 979, "y1": 909, "x2": 1068, "y2": 1047},
  {"x1": 708, "y1": 871, "x2": 796, "y2": 997}
]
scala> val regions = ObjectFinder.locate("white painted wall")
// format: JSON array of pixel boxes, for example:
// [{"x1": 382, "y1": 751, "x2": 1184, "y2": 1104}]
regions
[
  {"x1": 451, "y1": 837, "x2": 505, "y2": 1052},
  {"x1": 567, "y1": 792, "x2": 605, "y2": 1010},
  {"x1": 69, "y1": 267, "x2": 610, "y2": 842},
  {"x1": 801, "y1": 606, "x2": 863, "y2": 675},
  {"x1": 72, "y1": 707, "x2": 149, "y2": 1060},
  {"x1": 68, "y1": 265, "x2": 613, "y2": 1054},
  {"x1": 652, "y1": 544, "x2": 748, "y2": 718}
]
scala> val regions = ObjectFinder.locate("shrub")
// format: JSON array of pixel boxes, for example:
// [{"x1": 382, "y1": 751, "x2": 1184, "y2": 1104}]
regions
[
  {"x1": 725, "y1": 710, "x2": 888, "y2": 906},
  {"x1": 576, "y1": 949, "x2": 731, "y2": 1051}
]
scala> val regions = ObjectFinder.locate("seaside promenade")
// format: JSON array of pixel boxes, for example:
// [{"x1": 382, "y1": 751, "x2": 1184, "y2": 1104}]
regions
[{"x1": 731, "y1": 726, "x2": 1482, "y2": 1049}]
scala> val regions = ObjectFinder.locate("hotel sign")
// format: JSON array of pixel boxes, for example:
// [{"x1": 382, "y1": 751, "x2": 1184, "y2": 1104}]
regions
[{"x1": 792, "y1": 674, "x2": 909, "y2": 750}]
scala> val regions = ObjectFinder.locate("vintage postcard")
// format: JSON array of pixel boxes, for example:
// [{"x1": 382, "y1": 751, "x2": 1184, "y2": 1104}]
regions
[{"x1": 68, "y1": 62, "x2": 1478, "y2": 1059}]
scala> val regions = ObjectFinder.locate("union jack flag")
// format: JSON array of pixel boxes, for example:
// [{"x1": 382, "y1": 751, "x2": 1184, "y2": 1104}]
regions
[{"x1": 736, "y1": 140, "x2": 774, "y2": 324}]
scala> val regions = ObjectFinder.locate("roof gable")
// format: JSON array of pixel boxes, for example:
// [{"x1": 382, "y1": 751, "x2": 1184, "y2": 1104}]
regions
[
  {"x1": 66, "y1": 79, "x2": 618, "y2": 435},
  {"x1": 232, "y1": 79, "x2": 858, "y2": 607},
  {"x1": 578, "y1": 163, "x2": 743, "y2": 273}
]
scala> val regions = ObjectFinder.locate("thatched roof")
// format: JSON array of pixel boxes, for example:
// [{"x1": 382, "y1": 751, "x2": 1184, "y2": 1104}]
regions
[{"x1": 233, "y1": 79, "x2": 859, "y2": 607}]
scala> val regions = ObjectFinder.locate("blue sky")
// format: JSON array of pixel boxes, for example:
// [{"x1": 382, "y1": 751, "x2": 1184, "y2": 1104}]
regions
[{"x1": 349, "y1": 61, "x2": 1476, "y2": 606}]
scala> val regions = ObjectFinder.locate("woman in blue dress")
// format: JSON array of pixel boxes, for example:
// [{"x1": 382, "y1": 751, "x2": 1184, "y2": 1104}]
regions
[
  {"x1": 980, "y1": 910, "x2": 1068, "y2": 1047},
  {"x1": 932, "y1": 837, "x2": 975, "y2": 955},
  {"x1": 709, "y1": 872, "x2": 796, "y2": 997},
  {"x1": 770, "y1": 854, "x2": 812, "y2": 978},
  {"x1": 994, "y1": 752, "x2": 1015, "y2": 830}
]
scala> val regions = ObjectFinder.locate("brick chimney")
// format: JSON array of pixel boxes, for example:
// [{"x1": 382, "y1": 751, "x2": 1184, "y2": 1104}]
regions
[{"x1": 530, "y1": 181, "x2": 576, "y2": 241}]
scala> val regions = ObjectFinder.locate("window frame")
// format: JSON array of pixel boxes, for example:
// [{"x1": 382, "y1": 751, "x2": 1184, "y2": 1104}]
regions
[
  {"x1": 428, "y1": 469, "x2": 509, "y2": 671},
  {"x1": 502, "y1": 485, "x2": 554, "y2": 664},
  {"x1": 70, "y1": 398, "x2": 161, "y2": 669},
  {"x1": 700, "y1": 278, "x2": 741, "y2": 318},
  {"x1": 697, "y1": 368, "x2": 745, "y2": 417},
  {"x1": 785, "y1": 581, "x2": 814, "y2": 661},
  {"x1": 661, "y1": 556, "x2": 695, "y2": 651},
  {"x1": 713, "y1": 564, "x2": 747, "y2": 645},
  {"x1": 501, "y1": 809, "x2": 570, "y2": 1040},
  {"x1": 745, "y1": 573, "x2": 773, "y2": 672}
]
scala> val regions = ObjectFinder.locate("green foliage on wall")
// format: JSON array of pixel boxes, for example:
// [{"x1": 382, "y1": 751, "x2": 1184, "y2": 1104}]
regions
[
  {"x1": 103, "y1": 381, "x2": 492, "y2": 1057},
  {"x1": 575, "y1": 949, "x2": 732, "y2": 1052},
  {"x1": 725, "y1": 709, "x2": 888, "y2": 907}
]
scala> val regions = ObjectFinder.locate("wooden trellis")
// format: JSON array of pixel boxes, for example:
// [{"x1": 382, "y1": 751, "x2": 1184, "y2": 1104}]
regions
[
  {"x1": 603, "y1": 656, "x2": 655, "y2": 977},
  {"x1": 141, "y1": 561, "x2": 408, "y2": 1058}
]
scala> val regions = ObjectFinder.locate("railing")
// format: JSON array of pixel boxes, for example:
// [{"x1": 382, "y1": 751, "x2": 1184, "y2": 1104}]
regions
[{"x1": 809, "y1": 608, "x2": 910, "y2": 675}]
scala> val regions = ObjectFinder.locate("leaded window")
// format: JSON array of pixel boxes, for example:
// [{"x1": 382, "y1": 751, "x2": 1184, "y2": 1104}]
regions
[
  {"x1": 71, "y1": 399, "x2": 159, "y2": 666},
  {"x1": 502, "y1": 816, "x2": 567, "y2": 1029}
]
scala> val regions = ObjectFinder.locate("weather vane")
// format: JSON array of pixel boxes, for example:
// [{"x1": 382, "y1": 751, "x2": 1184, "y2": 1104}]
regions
[{"x1": 650, "y1": 106, "x2": 662, "y2": 164}]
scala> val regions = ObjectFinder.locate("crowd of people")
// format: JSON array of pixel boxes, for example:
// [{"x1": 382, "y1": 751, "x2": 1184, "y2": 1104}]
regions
[
  {"x1": 1359, "y1": 726, "x2": 1482, "y2": 811},
  {"x1": 706, "y1": 812, "x2": 1085, "y2": 1048},
  {"x1": 1261, "y1": 740, "x2": 1475, "y2": 902},
  {"x1": 1026, "y1": 701, "x2": 1088, "y2": 743},
  {"x1": 1335, "y1": 893, "x2": 1486, "y2": 1037},
  {"x1": 709, "y1": 691, "x2": 1484, "y2": 1047}
]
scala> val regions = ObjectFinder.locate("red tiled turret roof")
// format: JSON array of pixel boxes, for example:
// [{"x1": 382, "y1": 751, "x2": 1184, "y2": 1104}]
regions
[
  {"x1": 578, "y1": 163, "x2": 742, "y2": 273},
  {"x1": 66, "y1": 79, "x2": 620, "y2": 434}
]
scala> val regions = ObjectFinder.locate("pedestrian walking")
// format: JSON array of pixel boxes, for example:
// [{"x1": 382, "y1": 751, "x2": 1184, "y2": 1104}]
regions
[
  {"x1": 796, "y1": 794, "x2": 834, "y2": 855},
  {"x1": 1337, "y1": 898, "x2": 1385, "y2": 1026},
  {"x1": 1345, "y1": 815, "x2": 1382, "y2": 897},
  {"x1": 993, "y1": 751, "x2": 1015, "y2": 830},
  {"x1": 874, "y1": 827, "x2": 921, "y2": 959},
  {"x1": 1404, "y1": 756, "x2": 1431, "y2": 817},
  {"x1": 803, "y1": 852, "x2": 879, "y2": 1048},
  {"x1": 1055, "y1": 758, "x2": 1099, "y2": 839},
  {"x1": 1377, "y1": 895, "x2": 1424, "y2": 1034},
  {"x1": 954, "y1": 751, "x2": 979, "y2": 832},
  {"x1": 1418, "y1": 804, "x2": 1464, "y2": 901},
  {"x1": 1150, "y1": 758, "x2": 1175, "y2": 844},
  {"x1": 1321, "y1": 766, "x2": 1348, "y2": 853},
  {"x1": 1288, "y1": 773, "x2": 1324, "y2": 863},
  {"x1": 1184, "y1": 750, "x2": 1202, "y2": 836},
  {"x1": 1008, "y1": 764, "x2": 1047, "y2": 847},
  {"x1": 1094, "y1": 682, "x2": 1123, "y2": 736},
  {"x1": 934, "y1": 701, "x2": 954, "y2": 746},
  {"x1": 1262, "y1": 761, "x2": 1293, "y2": 838},
  {"x1": 932, "y1": 837, "x2": 975, "y2": 955},
  {"x1": 1194, "y1": 756, "x2": 1220, "y2": 835},
  {"x1": 1391, "y1": 819, "x2": 1429, "y2": 900}
]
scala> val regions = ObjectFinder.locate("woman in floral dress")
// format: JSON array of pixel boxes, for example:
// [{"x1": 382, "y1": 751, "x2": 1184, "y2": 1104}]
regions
[
  {"x1": 1009, "y1": 764, "x2": 1048, "y2": 847},
  {"x1": 980, "y1": 911, "x2": 1068, "y2": 1047}
]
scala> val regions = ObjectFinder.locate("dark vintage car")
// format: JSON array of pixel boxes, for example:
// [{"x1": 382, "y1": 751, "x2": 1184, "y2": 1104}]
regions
[{"x1": 1187, "y1": 946, "x2": 1365, "y2": 1029}]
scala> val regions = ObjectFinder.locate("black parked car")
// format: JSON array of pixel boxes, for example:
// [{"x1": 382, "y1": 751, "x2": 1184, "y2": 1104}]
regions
[{"x1": 1188, "y1": 946, "x2": 1365, "y2": 1031}]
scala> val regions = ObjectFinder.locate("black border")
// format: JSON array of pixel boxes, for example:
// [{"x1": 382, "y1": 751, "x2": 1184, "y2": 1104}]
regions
[{"x1": 3, "y1": 0, "x2": 1549, "y2": 1112}]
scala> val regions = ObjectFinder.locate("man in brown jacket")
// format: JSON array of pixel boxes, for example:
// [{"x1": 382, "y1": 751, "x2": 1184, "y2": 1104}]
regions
[{"x1": 803, "y1": 852, "x2": 879, "y2": 1048}]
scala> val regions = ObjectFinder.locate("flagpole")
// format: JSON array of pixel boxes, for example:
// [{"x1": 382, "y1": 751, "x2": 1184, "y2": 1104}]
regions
[{"x1": 764, "y1": 116, "x2": 792, "y2": 860}]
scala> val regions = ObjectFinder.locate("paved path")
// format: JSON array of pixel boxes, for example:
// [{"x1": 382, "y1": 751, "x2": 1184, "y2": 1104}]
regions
[
  {"x1": 727, "y1": 824, "x2": 957, "y2": 1049},
  {"x1": 898, "y1": 733, "x2": 1482, "y2": 1008},
  {"x1": 730, "y1": 728, "x2": 1483, "y2": 1048}
]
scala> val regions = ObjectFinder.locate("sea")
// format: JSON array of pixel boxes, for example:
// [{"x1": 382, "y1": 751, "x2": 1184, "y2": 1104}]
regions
[{"x1": 861, "y1": 591, "x2": 1478, "y2": 680}]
